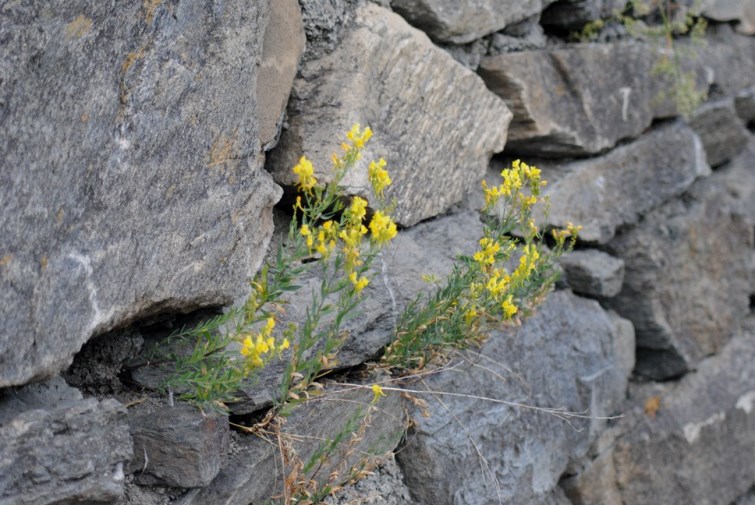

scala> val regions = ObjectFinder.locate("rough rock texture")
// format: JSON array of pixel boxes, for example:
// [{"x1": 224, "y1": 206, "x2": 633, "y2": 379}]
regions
[
  {"x1": 479, "y1": 42, "x2": 709, "y2": 157},
  {"x1": 697, "y1": 25, "x2": 755, "y2": 96},
  {"x1": 701, "y1": 0, "x2": 755, "y2": 34},
  {"x1": 390, "y1": 0, "x2": 557, "y2": 44},
  {"x1": 689, "y1": 98, "x2": 750, "y2": 167},
  {"x1": 127, "y1": 402, "x2": 229, "y2": 488},
  {"x1": 536, "y1": 122, "x2": 710, "y2": 243},
  {"x1": 398, "y1": 290, "x2": 634, "y2": 505},
  {"x1": 605, "y1": 151, "x2": 754, "y2": 380},
  {"x1": 541, "y1": 0, "x2": 629, "y2": 30},
  {"x1": 129, "y1": 211, "x2": 484, "y2": 416},
  {"x1": 559, "y1": 250, "x2": 625, "y2": 298},
  {"x1": 268, "y1": 3, "x2": 511, "y2": 226},
  {"x1": 735, "y1": 87, "x2": 755, "y2": 126},
  {"x1": 325, "y1": 456, "x2": 417, "y2": 505},
  {"x1": 0, "y1": 390, "x2": 132, "y2": 504},
  {"x1": 573, "y1": 334, "x2": 755, "y2": 505},
  {"x1": 0, "y1": 0, "x2": 300, "y2": 387},
  {"x1": 183, "y1": 383, "x2": 406, "y2": 505}
]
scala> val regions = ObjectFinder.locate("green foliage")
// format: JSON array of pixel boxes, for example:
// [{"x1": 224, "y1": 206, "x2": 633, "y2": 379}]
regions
[
  {"x1": 383, "y1": 160, "x2": 578, "y2": 368},
  {"x1": 156, "y1": 126, "x2": 580, "y2": 503}
]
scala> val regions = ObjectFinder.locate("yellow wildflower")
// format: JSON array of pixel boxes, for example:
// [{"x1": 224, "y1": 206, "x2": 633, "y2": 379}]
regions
[
  {"x1": 473, "y1": 237, "x2": 500, "y2": 266},
  {"x1": 464, "y1": 306, "x2": 478, "y2": 325},
  {"x1": 300, "y1": 224, "x2": 314, "y2": 250},
  {"x1": 368, "y1": 158, "x2": 392, "y2": 197},
  {"x1": 345, "y1": 196, "x2": 368, "y2": 226},
  {"x1": 501, "y1": 295, "x2": 518, "y2": 319},
  {"x1": 369, "y1": 210, "x2": 397, "y2": 245},
  {"x1": 371, "y1": 383, "x2": 386, "y2": 402},
  {"x1": 292, "y1": 156, "x2": 317, "y2": 192},
  {"x1": 349, "y1": 271, "x2": 369, "y2": 294},
  {"x1": 347, "y1": 123, "x2": 373, "y2": 149},
  {"x1": 481, "y1": 180, "x2": 503, "y2": 210},
  {"x1": 485, "y1": 269, "x2": 510, "y2": 299}
]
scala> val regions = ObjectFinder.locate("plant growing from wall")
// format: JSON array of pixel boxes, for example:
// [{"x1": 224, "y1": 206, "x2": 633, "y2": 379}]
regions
[
  {"x1": 577, "y1": 0, "x2": 708, "y2": 117},
  {"x1": 153, "y1": 125, "x2": 580, "y2": 503}
]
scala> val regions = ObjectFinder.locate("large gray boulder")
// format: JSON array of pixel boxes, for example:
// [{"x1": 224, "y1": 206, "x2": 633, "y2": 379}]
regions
[
  {"x1": 0, "y1": 0, "x2": 305, "y2": 387},
  {"x1": 0, "y1": 378, "x2": 132, "y2": 504},
  {"x1": 390, "y1": 0, "x2": 557, "y2": 44},
  {"x1": 696, "y1": 25, "x2": 755, "y2": 96},
  {"x1": 479, "y1": 42, "x2": 709, "y2": 156},
  {"x1": 564, "y1": 332, "x2": 755, "y2": 505},
  {"x1": 267, "y1": 3, "x2": 512, "y2": 226},
  {"x1": 536, "y1": 122, "x2": 710, "y2": 243},
  {"x1": 397, "y1": 290, "x2": 635, "y2": 505},
  {"x1": 605, "y1": 148, "x2": 754, "y2": 380}
]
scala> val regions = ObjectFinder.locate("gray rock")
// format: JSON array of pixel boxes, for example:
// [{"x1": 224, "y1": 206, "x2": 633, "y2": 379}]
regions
[
  {"x1": 605, "y1": 154, "x2": 754, "y2": 380},
  {"x1": 488, "y1": 20, "x2": 548, "y2": 54},
  {"x1": 182, "y1": 381, "x2": 406, "y2": 505},
  {"x1": 439, "y1": 38, "x2": 489, "y2": 70},
  {"x1": 0, "y1": 0, "x2": 299, "y2": 387},
  {"x1": 733, "y1": 486, "x2": 755, "y2": 505},
  {"x1": 479, "y1": 42, "x2": 709, "y2": 156},
  {"x1": 689, "y1": 98, "x2": 750, "y2": 167},
  {"x1": 700, "y1": 0, "x2": 755, "y2": 34},
  {"x1": 259, "y1": 0, "x2": 307, "y2": 150},
  {"x1": 390, "y1": 0, "x2": 557, "y2": 44},
  {"x1": 298, "y1": 0, "x2": 359, "y2": 62},
  {"x1": 0, "y1": 375, "x2": 82, "y2": 425},
  {"x1": 610, "y1": 335, "x2": 755, "y2": 505},
  {"x1": 696, "y1": 25, "x2": 755, "y2": 96},
  {"x1": 268, "y1": 3, "x2": 511, "y2": 226},
  {"x1": 735, "y1": 87, "x2": 755, "y2": 125},
  {"x1": 559, "y1": 250, "x2": 625, "y2": 298},
  {"x1": 536, "y1": 122, "x2": 711, "y2": 243},
  {"x1": 397, "y1": 290, "x2": 634, "y2": 505},
  {"x1": 325, "y1": 456, "x2": 417, "y2": 505},
  {"x1": 541, "y1": 0, "x2": 629, "y2": 30},
  {"x1": 127, "y1": 401, "x2": 229, "y2": 488},
  {"x1": 0, "y1": 396, "x2": 132, "y2": 504}
]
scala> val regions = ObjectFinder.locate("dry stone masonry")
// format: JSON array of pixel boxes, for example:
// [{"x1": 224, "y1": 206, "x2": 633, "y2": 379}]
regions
[{"x1": 0, "y1": 0, "x2": 754, "y2": 504}]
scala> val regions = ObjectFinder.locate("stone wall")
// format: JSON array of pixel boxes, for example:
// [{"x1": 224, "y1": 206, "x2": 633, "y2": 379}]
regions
[{"x1": 0, "y1": 0, "x2": 753, "y2": 504}]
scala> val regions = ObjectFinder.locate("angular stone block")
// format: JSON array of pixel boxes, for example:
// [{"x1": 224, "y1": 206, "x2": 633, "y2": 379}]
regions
[
  {"x1": 559, "y1": 250, "x2": 625, "y2": 298},
  {"x1": 537, "y1": 122, "x2": 710, "y2": 243},
  {"x1": 479, "y1": 43, "x2": 708, "y2": 156},
  {"x1": 605, "y1": 152, "x2": 754, "y2": 380},
  {"x1": 689, "y1": 98, "x2": 750, "y2": 167},
  {"x1": 695, "y1": 25, "x2": 755, "y2": 96},
  {"x1": 611, "y1": 335, "x2": 755, "y2": 505},
  {"x1": 267, "y1": 4, "x2": 511, "y2": 226},
  {"x1": 0, "y1": 0, "x2": 296, "y2": 387},
  {"x1": 127, "y1": 401, "x2": 229, "y2": 488},
  {"x1": 0, "y1": 393, "x2": 132, "y2": 504},
  {"x1": 390, "y1": 0, "x2": 556, "y2": 44},
  {"x1": 397, "y1": 291, "x2": 634, "y2": 505}
]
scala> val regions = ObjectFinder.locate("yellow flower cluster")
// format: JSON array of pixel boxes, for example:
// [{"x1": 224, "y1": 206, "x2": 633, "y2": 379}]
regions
[
  {"x1": 293, "y1": 156, "x2": 317, "y2": 193},
  {"x1": 347, "y1": 123, "x2": 373, "y2": 150},
  {"x1": 240, "y1": 317, "x2": 290, "y2": 369},
  {"x1": 551, "y1": 222, "x2": 583, "y2": 247},
  {"x1": 473, "y1": 237, "x2": 500, "y2": 267},
  {"x1": 512, "y1": 243, "x2": 540, "y2": 284},
  {"x1": 501, "y1": 294, "x2": 518, "y2": 319},
  {"x1": 368, "y1": 158, "x2": 392, "y2": 198},
  {"x1": 481, "y1": 159, "x2": 545, "y2": 213},
  {"x1": 369, "y1": 210, "x2": 397, "y2": 245}
]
